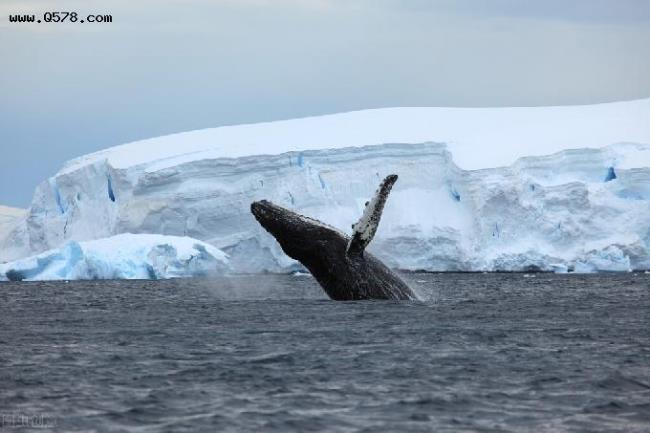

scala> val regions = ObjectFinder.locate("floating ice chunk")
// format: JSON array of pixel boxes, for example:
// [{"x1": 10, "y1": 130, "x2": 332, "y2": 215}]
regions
[{"x1": 0, "y1": 234, "x2": 228, "y2": 281}]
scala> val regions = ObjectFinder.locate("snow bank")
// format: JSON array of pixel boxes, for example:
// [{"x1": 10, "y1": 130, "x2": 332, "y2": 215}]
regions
[{"x1": 0, "y1": 234, "x2": 228, "y2": 281}]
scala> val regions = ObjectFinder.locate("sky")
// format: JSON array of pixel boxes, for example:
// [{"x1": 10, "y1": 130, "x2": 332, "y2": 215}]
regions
[{"x1": 1, "y1": 0, "x2": 649, "y2": 207}]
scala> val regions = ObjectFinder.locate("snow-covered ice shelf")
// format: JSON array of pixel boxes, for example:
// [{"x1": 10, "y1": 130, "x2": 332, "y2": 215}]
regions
[{"x1": 1, "y1": 99, "x2": 649, "y2": 278}]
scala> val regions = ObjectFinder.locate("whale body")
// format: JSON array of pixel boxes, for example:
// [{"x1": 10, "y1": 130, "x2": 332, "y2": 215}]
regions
[{"x1": 251, "y1": 175, "x2": 417, "y2": 301}]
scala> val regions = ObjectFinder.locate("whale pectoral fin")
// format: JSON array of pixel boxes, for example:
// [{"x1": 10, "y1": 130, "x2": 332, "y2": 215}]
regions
[{"x1": 346, "y1": 174, "x2": 398, "y2": 256}]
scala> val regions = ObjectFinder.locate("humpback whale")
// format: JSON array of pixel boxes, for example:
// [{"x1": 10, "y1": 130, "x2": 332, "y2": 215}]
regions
[{"x1": 251, "y1": 174, "x2": 417, "y2": 300}]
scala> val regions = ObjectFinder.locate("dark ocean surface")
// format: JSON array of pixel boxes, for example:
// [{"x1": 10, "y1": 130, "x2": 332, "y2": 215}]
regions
[{"x1": 1, "y1": 273, "x2": 649, "y2": 432}]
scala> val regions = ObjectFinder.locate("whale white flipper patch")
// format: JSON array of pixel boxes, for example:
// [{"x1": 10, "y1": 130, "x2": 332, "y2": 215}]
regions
[{"x1": 346, "y1": 174, "x2": 398, "y2": 256}]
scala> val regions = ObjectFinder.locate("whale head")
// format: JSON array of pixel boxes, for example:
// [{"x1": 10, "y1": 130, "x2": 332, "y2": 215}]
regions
[{"x1": 250, "y1": 200, "x2": 345, "y2": 265}]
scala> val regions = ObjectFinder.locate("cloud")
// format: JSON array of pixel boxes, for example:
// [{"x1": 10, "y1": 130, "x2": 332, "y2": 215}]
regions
[{"x1": 374, "y1": 0, "x2": 650, "y2": 25}]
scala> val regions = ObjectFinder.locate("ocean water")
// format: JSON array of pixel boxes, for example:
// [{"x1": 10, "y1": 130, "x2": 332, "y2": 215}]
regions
[{"x1": 1, "y1": 273, "x2": 649, "y2": 432}]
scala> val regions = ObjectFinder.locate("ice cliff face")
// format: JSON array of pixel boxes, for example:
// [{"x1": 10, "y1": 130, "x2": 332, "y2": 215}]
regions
[
  {"x1": 2, "y1": 100, "x2": 649, "y2": 275},
  {"x1": 4, "y1": 142, "x2": 650, "y2": 273}
]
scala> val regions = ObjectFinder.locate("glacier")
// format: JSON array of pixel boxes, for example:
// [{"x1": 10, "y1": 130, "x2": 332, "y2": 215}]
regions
[
  {"x1": 0, "y1": 234, "x2": 228, "y2": 281},
  {"x1": 1, "y1": 99, "x2": 650, "y2": 278}
]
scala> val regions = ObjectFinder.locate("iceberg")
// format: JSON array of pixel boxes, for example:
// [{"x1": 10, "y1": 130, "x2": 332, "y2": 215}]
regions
[
  {"x1": 0, "y1": 234, "x2": 228, "y2": 281},
  {"x1": 0, "y1": 206, "x2": 28, "y2": 262},
  {"x1": 0, "y1": 205, "x2": 26, "y2": 233},
  {"x1": 1, "y1": 99, "x2": 649, "y2": 276}
]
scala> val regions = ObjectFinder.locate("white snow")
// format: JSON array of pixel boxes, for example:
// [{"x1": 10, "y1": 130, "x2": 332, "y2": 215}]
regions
[
  {"x1": 2, "y1": 99, "x2": 650, "y2": 276},
  {"x1": 0, "y1": 205, "x2": 27, "y2": 221},
  {"x1": 59, "y1": 99, "x2": 650, "y2": 175},
  {"x1": 0, "y1": 206, "x2": 28, "y2": 264},
  {"x1": 0, "y1": 234, "x2": 228, "y2": 281},
  {"x1": 0, "y1": 205, "x2": 26, "y2": 242}
]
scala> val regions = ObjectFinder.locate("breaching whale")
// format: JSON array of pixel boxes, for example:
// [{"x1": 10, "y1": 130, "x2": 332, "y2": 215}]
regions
[{"x1": 251, "y1": 174, "x2": 417, "y2": 300}]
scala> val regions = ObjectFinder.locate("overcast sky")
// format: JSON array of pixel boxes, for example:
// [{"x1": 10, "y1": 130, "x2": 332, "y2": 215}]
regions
[{"x1": 1, "y1": 0, "x2": 649, "y2": 206}]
